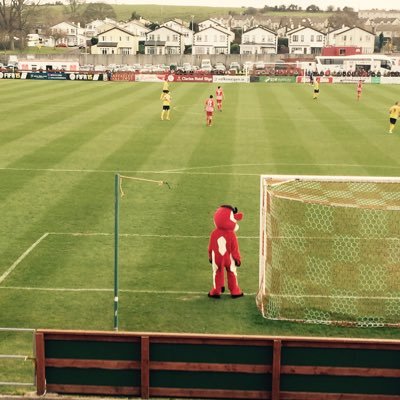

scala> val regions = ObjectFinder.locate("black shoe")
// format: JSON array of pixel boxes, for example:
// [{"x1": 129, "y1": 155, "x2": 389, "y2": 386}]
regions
[
  {"x1": 208, "y1": 293, "x2": 220, "y2": 299},
  {"x1": 231, "y1": 293, "x2": 244, "y2": 299},
  {"x1": 221, "y1": 286, "x2": 225, "y2": 293}
]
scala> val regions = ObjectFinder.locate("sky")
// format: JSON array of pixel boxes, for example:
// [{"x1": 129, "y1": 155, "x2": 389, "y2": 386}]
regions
[{"x1": 115, "y1": 0, "x2": 400, "y2": 11}]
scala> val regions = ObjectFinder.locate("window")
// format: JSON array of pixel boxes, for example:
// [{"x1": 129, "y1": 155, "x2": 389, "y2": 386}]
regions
[
  {"x1": 366, "y1": 36, "x2": 371, "y2": 41},
  {"x1": 293, "y1": 35, "x2": 298, "y2": 42},
  {"x1": 317, "y1": 35, "x2": 323, "y2": 42},
  {"x1": 173, "y1": 35, "x2": 178, "y2": 41},
  {"x1": 343, "y1": 35, "x2": 347, "y2": 41},
  {"x1": 102, "y1": 36, "x2": 106, "y2": 41},
  {"x1": 166, "y1": 35, "x2": 170, "y2": 41},
  {"x1": 243, "y1": 35, "x2": 248, "y2": 43},
  {"x1": 301, "y1": 35, "x2": 304, "y2": 42},
  {"x1": 262, "y1": 36, "x2": 265, "y2": 42},
  {"x1": 149, "y1": 34, "x2": 154, "y2": 40},
  {"x1": 197, "y1": 35, "x2": 202, "y2": 42},
  {"x1": 204, "y1": 35, "x2": 208, "y2": 41},
  {"x1": 311, "y1": 35, "x2": 314, "y2": 42}
]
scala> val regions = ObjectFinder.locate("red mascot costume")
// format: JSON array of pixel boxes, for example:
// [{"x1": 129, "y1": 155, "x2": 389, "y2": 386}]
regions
[{"x1": 208, "y1": 205, "x2": 244, "y2": 299}]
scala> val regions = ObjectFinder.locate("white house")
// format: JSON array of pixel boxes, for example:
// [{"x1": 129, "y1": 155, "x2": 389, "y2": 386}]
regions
[
  {"x1": 91, "y1": 26, "x2": 139, "y2": 55},
  {"x1": 50, "y1": 22, "x2": 86, "y2": 47},
  {"x1": 161, "y1": 19, "x2": 194, "y2": 47},
  {"x1": 333, "y1": 27, "x2": 375, "y2": 54},
  {"x1": 145, "y1": 26, "x2": 184, "y2": 55},
  {"x1": 192, "y1": 26, "x2": 231, "y2": 55},
  {"x1": 325, "y1": 26, "x2": 350, "y2": 46},
  {"x1": 198, "y1": 18, "x2": 235, "y2": 42},
  {"x1": 240, "y1": 26, "x2": 278, "y2": 55},
  {"x1": 121, "y1": 20, "x2": 151, "y2": 41},
  {"x1": 287, "y1": 26, "x2": 325, "y2": 55}
]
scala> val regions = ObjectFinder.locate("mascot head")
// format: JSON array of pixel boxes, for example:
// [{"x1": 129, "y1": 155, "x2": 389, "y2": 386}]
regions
[{"x1": 213, "y1": 205, "x2": 243, "y2": 232}]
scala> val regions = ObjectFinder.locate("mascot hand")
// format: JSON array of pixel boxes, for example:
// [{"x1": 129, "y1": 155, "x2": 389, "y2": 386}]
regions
[{"x1": 234, "y1": 259, "x2": 241, "y2": 267}]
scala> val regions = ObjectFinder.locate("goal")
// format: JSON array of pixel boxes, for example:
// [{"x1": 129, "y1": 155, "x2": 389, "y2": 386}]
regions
[{"x1": 256, "y1": 175, "x2": 400, "y2": 327}]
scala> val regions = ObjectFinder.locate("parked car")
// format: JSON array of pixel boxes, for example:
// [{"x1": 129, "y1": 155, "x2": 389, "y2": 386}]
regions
[
  {"x1": 214, "y1": 63, "x2": 226, "y2": 73},
  {"x1": 243, "y1": 61, "x2": 254, "y2": 72},
  {"x1": 255, "y1": 61, "x2": 266, "y2": 70},
  {"x1": 182, "y1": 62, "x2": 193, "y2": 73},
  {"x1": 199, "y1": 58, "x2": 212, "y2": 72},
  {"x1": 229, "y1": 61, "x2": 241, "y2": 73}
]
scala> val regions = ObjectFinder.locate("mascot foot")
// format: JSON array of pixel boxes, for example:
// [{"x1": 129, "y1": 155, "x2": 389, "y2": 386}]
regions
[
  {"x1": 231, "y1": 293, "x2": 244, "y2": 299},
  {"x1": 208, "y1": 293, "x2": 221, "y2": 299}
]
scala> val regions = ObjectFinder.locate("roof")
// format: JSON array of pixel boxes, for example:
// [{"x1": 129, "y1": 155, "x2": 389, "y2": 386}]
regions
[
  {"x1": 243, "y1": 25, "x2": 277, "y2": 35},
  {"x1": 194, "y1": 26, "x2": 230, "y2": 36},
  {"x1": 287, "y1": 26, "x2": 325, "y2": 35},
  {"x1": 98, "y1": 26, "x2": 137, "y2": 36},
  {"x1": 338, "y1": 26, "x2": 375, "y2": 36}
]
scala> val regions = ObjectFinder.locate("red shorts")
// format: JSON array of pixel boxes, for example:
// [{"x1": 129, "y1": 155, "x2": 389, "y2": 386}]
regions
[{"x1": 207, "y1": 111, "x2": 213, "y2": 117}]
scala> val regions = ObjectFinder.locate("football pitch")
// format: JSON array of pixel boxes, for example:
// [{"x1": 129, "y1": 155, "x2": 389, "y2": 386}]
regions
[{"x1": 2, "y1": 79, "x2": 400, "y2": 390}]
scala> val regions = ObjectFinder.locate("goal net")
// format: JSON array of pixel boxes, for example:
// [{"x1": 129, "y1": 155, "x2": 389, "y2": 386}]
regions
[{"x1": 256, "y1": 175, "x2": 400, "y2": 327}]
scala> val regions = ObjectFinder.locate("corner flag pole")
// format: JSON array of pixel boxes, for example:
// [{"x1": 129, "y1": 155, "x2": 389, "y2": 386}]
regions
[
  {"x1": 114, "y1": 174, "x2": 120, "y2": 331},
  {"x1": 113, "y1": 174, "x2": 171, "y2": 331}
]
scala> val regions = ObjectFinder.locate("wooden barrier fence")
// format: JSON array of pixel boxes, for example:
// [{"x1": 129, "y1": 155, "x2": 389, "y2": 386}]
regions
[{"x1": 35, "y1": 329, "x2": 400, "y2": 399}]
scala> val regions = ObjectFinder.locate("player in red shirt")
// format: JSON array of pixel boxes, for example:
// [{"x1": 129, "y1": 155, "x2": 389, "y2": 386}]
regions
[
  {"x1": 215, "y1": 86, "x2": 224, "y2": 111},
  {"x1": 204, "y1": 95, "x2": 215, "y2": 127},
  {"x1": 357, "y1": 80, "x2": 363, "y2": 101}
]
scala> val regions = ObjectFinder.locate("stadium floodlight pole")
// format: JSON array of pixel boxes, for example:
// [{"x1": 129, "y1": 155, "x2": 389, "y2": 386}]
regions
[{"x1": 114, "y1": 173, "x2": 120, "y2": 331}]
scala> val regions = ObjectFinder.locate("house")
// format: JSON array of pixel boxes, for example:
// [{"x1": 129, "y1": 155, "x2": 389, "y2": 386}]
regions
[
  {"x1": 161, "y1": 19, "x2": 194, "y2": 46},
  {"x1": 49, "y1": 22, "x2": 86, "y2": 47},
  {"x1": 287, "y1": 26, "x2": 325, "y2": 55},
  {"x1": 145, "y1": 26, "x2": 184, "y2": 55},
  {"x1": 240, "y1": 26, "x2": 278, "y2": 55},
  {"x1": 122, "y1": 20, "x2": 151, "y2": 41},
  {"x1": 198, "y1": 18, "x2": 235, "y2": 42},
  {"x1": 90, "y1": 26, "x2": 139, "y2": 55},
  {"x1": 325, "y1": 26, "x2": 350, "y2": 46},
  {"x1": 333, "y1": 27, "x2": 375, "y2": 54},
  {"x1": 85, "y1": 19, "x2": 116, "y2": 38},
  {"x1": 192, "y1": 26, "x2": 231, "y2": 55}
]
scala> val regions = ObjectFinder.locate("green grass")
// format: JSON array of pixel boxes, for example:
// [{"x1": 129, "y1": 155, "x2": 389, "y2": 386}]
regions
[{"x1": 1, "y1": 80, "x2": 400, "y2": 392}]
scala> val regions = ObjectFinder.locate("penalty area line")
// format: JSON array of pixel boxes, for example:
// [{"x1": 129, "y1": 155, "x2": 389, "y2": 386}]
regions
[{"x1": 0, "y1": 233, "x2": 49, "y2": 284}]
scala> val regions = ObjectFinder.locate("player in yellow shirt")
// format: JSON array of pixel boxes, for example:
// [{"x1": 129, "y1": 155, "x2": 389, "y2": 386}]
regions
[
  {"x1": 313, "y1": 79, "x2": 320, "y2": 100},
  {"x1": 161, "y1": 90, "x2": 172, "y2": 121},
  {"x1": 389, "y1": 101, "x2": 400, "y2": 133},
  {"x1": 160, "y1": 79, "x2": 169, "y2": 99}
]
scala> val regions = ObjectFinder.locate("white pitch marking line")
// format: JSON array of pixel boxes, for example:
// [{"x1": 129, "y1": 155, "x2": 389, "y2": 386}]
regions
[
  {"x1": 47, "y1": 232, "x2": 258, "y2": 239},
  {"x1": 0, "y1": 286, "x2": 257, "y2": 296},
  {"x1": 0, "y1": 233, "x2": 49, "y2": 284}
]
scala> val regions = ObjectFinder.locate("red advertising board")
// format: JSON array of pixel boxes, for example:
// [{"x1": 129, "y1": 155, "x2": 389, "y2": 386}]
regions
[{"x1": 172, "y1": 74, "x2": 213, "y2": 83}]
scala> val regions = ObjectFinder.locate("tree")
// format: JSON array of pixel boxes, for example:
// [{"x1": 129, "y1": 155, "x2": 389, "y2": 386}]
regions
[
  {"x1": 243, "y1": 7, "x2": 257, "y2": 15},
  {"x1": 327, "y1": 9, "x2": 357, "y2": 28},
  {"x1": 82, "y1": 2, "x2": 116, "y2": 23},
  {"x1": 306, "y1": 5, "x2": 320, "y2": 12},
  {"x1": 90, "y1": 36, "x2": 98, "y2": 45},
  {"x1": 0, "y1": 0, "x2": 40, "y2": 50},
  {"x1": 326, "y1": 5, "x2": 334, "y2": 12},
  {"x1": 129, "y1": 11, "x2": 140, "y2": 21},
  {"x1": 378, "y1": 32, "x2": 385, "y2": 52},
  {"x1": 63, "y1": 0, "x2": 84, "y2": 24}
]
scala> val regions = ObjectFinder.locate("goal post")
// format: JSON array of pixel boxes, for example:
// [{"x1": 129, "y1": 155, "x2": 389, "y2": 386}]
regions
[{"x1": 257, "y1": 175, "x2": 400, "y2": 327}]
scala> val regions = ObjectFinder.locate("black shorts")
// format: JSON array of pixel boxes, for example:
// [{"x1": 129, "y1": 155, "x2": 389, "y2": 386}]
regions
[
  {"x1": 163, "y1": 105, "x2": 170, "y2": 110},
  {"x1": 314, "y1": 89, "x2": 319, "y2": 93},
  {"x1": 163, "y1": 89, "x2": 169, "y2": 93},
  {"x1": 390, "y1": 118, "x2": 397, "y2": 125}
]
